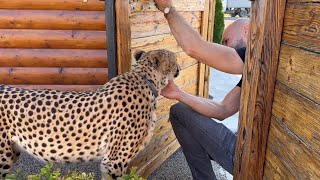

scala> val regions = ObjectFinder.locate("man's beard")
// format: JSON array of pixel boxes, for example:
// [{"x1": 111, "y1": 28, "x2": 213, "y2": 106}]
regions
[{"x1": 234, "y1": 39, "x2": 247, "y2": 49}]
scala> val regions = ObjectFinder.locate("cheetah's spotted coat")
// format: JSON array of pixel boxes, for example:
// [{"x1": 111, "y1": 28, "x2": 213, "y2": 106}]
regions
[{"x1": 0, "y1": 49, "x2": 180, "y2": 179}]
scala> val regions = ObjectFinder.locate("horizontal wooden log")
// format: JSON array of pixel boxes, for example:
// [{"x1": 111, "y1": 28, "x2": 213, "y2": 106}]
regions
[
  {"x1": 130, "y1": 0, "x2": 205, "y2": 12},
  {"x1": 8, "y1": 85, "x2": 102, "y2": 91},
  {"x1": 282, "y1": 3, "x2": 320, "y2": 53},
  {"x1": 131, "y1": 11, "x2": 201, "y2": 39},
  {"x1": 277, "y1": 44, "x2": 320, "y2": 104},
  {"x1": 0, "y1": 10, "x2": 105, "y2": 30},
  {"x1": 264, "y1": 116, "x2": 320, "y2": 179},
  {"x1": 0, "y1": 0, "x2": 105, "y2": 11},
  {"x1": 0, "y1": 49, "x2": 107, "y2": 68},
  {"x1": 0, "y1": 67, "x2": 108, "y2": 85},
  {"x1": 272, "y1": 83, "x2": 320, "y2": 153},
  {"x1": 0, "y1": 30, "x2": 106, "y2": 49}
]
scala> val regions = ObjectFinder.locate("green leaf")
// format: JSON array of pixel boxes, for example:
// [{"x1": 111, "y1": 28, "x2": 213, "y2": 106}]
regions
[{"x1": 5, "y1": 174, "x2": 18, "y2": 180}]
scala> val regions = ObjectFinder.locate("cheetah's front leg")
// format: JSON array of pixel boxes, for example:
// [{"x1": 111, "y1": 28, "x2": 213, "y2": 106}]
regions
[
  {"x1": 0, "y1": 136, "x2": 20, "y2": 179},
  {"x1": 100, "y1": 156, "x2": 128, "y2": 180}
]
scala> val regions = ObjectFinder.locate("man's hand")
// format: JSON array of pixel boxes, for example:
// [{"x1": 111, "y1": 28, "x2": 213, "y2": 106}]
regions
[
  {"x1": 154, "y1": 0, "x2": 173, "y2": 12},
  {"x1": 161, "y1": 80, "x2": 182, "y2": 100}
]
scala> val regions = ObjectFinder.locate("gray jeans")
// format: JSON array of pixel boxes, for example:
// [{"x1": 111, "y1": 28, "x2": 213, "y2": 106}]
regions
[{"x1": 169, "y1": 103, "x2": 237, "y2": 180}]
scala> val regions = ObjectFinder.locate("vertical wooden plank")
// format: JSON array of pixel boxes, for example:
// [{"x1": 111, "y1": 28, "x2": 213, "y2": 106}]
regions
[
  {"x1": 203, "y1": 0, "x2": 216, "y2": 98},
  {"x1": 116, "y1": 0, "x2": 132, "y2": 74},
  {"x1": 233, "y1": 0, "x2": 287, "y2": 179},
  {"x1": 105, "y1": 0, "x2": 118, "y2": 80},
  {"x1": 198, "y1": 0, "x2": 210, "y2": 97}
]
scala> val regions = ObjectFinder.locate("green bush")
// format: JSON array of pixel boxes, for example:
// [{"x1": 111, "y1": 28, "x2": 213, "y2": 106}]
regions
[
  {"x1": 5, "y1": 163, "x2": 145, "y2": 180},
  {"x1": 213, "y1": 0, "x2": 225, "y2": 44}
]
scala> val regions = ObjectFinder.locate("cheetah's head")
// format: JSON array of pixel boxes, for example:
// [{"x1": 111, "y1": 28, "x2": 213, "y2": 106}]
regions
[{"x1": 133, "y1": 49, "x2": 180, "y2": 82}]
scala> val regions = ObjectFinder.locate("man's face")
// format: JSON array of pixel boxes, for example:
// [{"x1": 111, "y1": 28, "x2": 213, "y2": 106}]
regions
[{"x1": 222, "y1": 24, "x2": 247, "y2": 49}]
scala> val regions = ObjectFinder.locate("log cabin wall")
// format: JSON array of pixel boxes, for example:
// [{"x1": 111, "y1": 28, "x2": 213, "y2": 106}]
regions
[
  {"x1": 128, "y1": 0, "x2": 215, "y2": 177},
  {"x1": 263, "y1": 0, "x2": 320, "y2": 179},
  {"x1": 0, "y1": 0, "x2": 108, "y2": 91}
]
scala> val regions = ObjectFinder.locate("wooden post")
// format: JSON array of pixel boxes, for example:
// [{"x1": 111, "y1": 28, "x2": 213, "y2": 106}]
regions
[
  {"x1": 105, "y1": 0, "x2": 131, "y2": 79},
  {"x1": 203, "y1": 0, "x2": 216, "y2": 98},
  {"x1": 105, "y1": 0, "x2": 118, "y2": 80},
  {"x1": 115, "y1": 0, "x2": 132, "y2": 74},
  {"x1": 198, "y1": 0, "x2": 215, "y2": 98},
  {"x1": 233, "y1": 0, "x2": 287, "y2": 179}
]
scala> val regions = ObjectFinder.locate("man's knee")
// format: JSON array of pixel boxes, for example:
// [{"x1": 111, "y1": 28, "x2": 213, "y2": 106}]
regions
[
  {"x1": 170, "y1": 103, "x2": 187, "y2": 118},
  {"x1": 169, "y1": 102, "x2": 194, "y2": 125}
]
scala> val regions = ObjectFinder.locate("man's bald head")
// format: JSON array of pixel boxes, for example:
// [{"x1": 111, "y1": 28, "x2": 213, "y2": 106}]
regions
[{"x1": 222, "y1": 18, "x2": 249, "y2": 49}]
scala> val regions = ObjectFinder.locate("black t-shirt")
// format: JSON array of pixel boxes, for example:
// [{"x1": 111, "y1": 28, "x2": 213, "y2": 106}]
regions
[{"x1": 235, "y1": 47, "x2": 246, "y2": 88}]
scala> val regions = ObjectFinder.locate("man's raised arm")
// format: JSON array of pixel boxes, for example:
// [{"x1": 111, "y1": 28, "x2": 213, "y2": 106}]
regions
[{"x1": 154, "y1": 0, "x2": 244, "y2": 74}]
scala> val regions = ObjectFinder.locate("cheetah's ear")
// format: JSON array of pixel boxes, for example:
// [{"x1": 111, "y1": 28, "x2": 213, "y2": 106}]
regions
[{"x1": 134, "y1": 50, "x2": 146, "y2": 61}]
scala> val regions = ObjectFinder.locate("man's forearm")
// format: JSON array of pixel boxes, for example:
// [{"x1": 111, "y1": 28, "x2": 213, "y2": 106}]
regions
[{"x1": 177, "y1": 91, "x2": 227, "y2": 120}]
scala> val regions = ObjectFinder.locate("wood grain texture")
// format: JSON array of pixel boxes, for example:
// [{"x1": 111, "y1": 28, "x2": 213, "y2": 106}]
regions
[
  {"x1": 287, "y1": 0, "x2": 320, "y2": 4},
  {"x1": 127, "y1": 0, "x2": 213, "y2": 176},
  {"x1": 138, "y1": 139, "x2": 180, "y2": 178},
  {"x1": 0, "y1": 30, "x2": 106, "y2": 49},
  {"x1": 233, "y1": 0, "x2": 287, "y2": 179},
  {"x1": 131, "y1": 11, "x2": 201, "y2": 39},
  {"x1": 0, "y1": 10, "x2": 105, "y2": 30},
  {"x1": 263, "y1": 116, "x2": 320, "y2": 179},
  {"x1": 272, "y1": 83, "x2": 320, "y2": 158},
  {"x1": 131, "y1": 130, "x2": 176, "y2": 172},
  {"x1": 0, "y1": 68, "x2": 108, "y2": 85},
  {"x1": 116, "y1": 0, "x2": 132, "y2": 74},
  {"x1": 0, "y1": 49, "x2": 107, "y2": 68},
  {"x1": 263, "y1": 145, "x2": 296, "y2": 180},
  {"x1": 0, "y1": 0, "x2": 105, "y2": 11},
  {"x1": 130, "y1": 0, "x2": 205, "y2": 12},
  {"x1": 277, "y1": 44, "x2": 320, "y2": 104},
  {"x1": 8, "y1": 85, "x2": 102, "y2": 91},
  {"x1": 203, "y1": 0, "x2": 216, "y2": 98},
  {"x1": 282, "y1": 3, "x2": 320, "y2": 53},
  {"x1": 175, "y1": 51, "x2": 198, "y2": 70},
  {"x1": 132, "y1": 34, "x2": 184, "y2": 54},
  {"x1": 198, "y1": 0, "x2": 210, "y2": 97}
]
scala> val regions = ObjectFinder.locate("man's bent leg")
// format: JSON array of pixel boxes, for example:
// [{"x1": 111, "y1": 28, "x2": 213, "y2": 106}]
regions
[{"x1": 169, "y1": 103, "x2": 237, "y2": 180}]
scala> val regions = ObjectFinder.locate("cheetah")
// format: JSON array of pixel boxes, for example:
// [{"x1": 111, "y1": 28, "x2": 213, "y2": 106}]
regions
[{"x1": 0, "y1": 49, "x2": 180, "y2": 179}]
